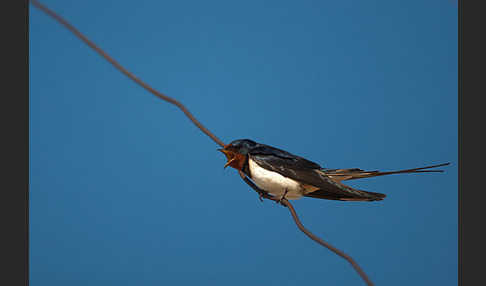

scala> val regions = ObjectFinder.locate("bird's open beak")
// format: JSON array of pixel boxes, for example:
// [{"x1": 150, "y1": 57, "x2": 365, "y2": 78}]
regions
[
  {"x1": 224, "y1": 157, "x2": 236, "y2": 169},
  {"x1": 218, "y1": 148, "x2": 236, "y2": 169}
]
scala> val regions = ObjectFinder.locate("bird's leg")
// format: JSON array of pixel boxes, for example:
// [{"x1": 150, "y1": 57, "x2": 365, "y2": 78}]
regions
[
  {"x1": 257, "y1": 189, "x2": 271, "y2": 202},
  {"x1": 276, "y1": 189, "x2": 289, "y2": 205},
  {"x1": 258, "y1": 191, "x2": 265, "y2": 202}
]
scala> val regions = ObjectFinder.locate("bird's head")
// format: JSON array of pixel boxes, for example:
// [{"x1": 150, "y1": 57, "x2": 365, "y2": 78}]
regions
[{"x1": 218, "y1": 139, "x2": 257, "y2": 170}]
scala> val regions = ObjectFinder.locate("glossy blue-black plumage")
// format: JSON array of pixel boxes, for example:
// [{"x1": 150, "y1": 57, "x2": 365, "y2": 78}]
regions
[
  {"x1": 228, "y1": 139, "x2": 321, "y2": 170},
  {"x1": 227, "y1": 139, "x2": 385, "y2": 201}
]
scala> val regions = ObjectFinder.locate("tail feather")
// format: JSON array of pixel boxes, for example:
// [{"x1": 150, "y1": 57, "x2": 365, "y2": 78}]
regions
[
  {"x1": 322, "y1": 162, "x2": 450, "y2": 182},
  {"x1": 304, "y1": 163, "x2": 449, "y2": 202}
]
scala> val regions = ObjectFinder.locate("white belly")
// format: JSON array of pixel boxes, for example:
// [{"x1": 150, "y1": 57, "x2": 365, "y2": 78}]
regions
[{"x1": 248, "y1": 159, "x2": 304, "y2": 200}]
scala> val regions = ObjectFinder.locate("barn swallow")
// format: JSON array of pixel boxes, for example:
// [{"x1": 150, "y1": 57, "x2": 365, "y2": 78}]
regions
[{"x1": 219, "y1": 139, "x2": 449, "y2": 202}]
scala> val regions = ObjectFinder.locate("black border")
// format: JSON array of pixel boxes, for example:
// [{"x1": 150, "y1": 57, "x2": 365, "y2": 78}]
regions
[
  {"x1": 460, "y1": 0, "x2": 485, "y2": 285},
  {"x1": 1, "y1": 0, "x2": 29, "y2": 285}
]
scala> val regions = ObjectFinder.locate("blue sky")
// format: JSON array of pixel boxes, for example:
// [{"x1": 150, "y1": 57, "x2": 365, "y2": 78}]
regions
[{"x1": 30, "y1": 1, "x2": 457, "y2": 285}]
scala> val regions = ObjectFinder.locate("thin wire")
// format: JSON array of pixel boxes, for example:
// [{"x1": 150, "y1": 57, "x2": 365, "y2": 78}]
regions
[
  {"x1": 284, "y1": 202, "x2": 374, "y2": 286},
  {"x1": 30, "y1": 0, "x2": 225, "y2": 148}
]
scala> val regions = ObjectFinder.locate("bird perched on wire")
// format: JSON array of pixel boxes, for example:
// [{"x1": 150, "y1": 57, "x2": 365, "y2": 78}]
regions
[{"x1": 219, "y1": 139, "x2": 449, "y2": 202}]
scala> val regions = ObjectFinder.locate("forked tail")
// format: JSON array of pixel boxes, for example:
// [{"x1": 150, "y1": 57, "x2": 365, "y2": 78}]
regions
[{"x1": 321, "y1": 162, "x2": 450, "y2": 182}]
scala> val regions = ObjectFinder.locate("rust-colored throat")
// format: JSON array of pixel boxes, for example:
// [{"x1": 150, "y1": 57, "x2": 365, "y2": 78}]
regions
[{"x1": 218, "y1": 147, "x2": 246, "y2": 170}]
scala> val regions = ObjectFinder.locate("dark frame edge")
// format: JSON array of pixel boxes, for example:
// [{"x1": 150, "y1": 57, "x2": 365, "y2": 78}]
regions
[
  {"x1": 459, "y1": 0, "x2": 486, "y2": 285},
  {"x1": 1, "y1": 0, "x2": 29, "y2": 285}
]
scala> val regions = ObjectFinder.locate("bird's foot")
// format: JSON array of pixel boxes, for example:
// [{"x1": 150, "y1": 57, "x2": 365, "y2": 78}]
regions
[
  {"x1": 258, "y1": 191, "x2": 264, "y2": 202},
  {"x1": 257, "y1": 190, "x2": 270, "y2": 202},
  {"x1": 276, "y1": 189, "x2": 289, "y2": 205}
]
